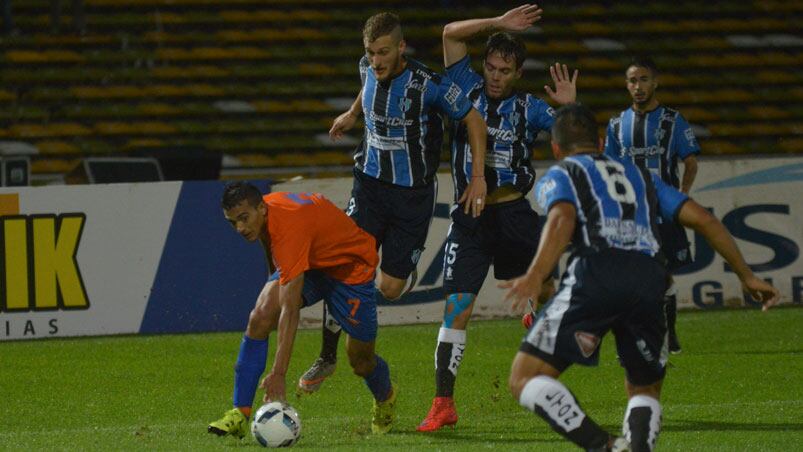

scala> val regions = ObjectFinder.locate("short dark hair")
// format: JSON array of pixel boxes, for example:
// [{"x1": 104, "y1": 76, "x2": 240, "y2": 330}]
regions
[
  {"x1": 628, "y1": 56, "x2": 658, "y2": 76},
  {"x1": 484, "y1": 32, "x2": 526, "y2": 70},
  {"x1": 363, "y1": 12, "x2": 402, "y2": 43},
  {"x1": 551, "y1": 103, "x2": 599, "y2": 151},
  {"x1": 221, "y1": 182, "x2": 263, "y2": 210}
]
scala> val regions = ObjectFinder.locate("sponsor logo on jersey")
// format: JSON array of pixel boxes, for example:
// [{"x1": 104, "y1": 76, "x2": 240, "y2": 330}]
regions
[
  {"x1": 487, "y1": 126, "x2": 517, "y2": 143},
  {"x1": 369, "y1": 111, "x2": 414, "y2": 127},
  {"x1": 444, "y1": 84, "x2": 462, "y2": 106},
  {"x1": 404, "y1": 79, "x2": 427, "y2": 93},
  {"x1": 625, "y1": 145, "x2": 664, "y2": 157}
]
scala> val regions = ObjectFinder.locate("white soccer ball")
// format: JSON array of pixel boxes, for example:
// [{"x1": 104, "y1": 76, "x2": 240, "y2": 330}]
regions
[{"x1": 251, "y1": 402, "x2": 302, "y2": 448}]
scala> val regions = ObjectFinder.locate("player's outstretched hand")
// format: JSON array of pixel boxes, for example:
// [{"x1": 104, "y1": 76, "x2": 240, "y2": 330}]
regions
[
  {"x1": 498, "y1": 4, "x2": 544, "y2": 32},
  {"x1": 329, "y1": 110, "x2": 358, "y2": 141},
  {"x1": 499, "y1": 274, "x2": 542, "y2": 314},
  {"x1": 544, "y1": 63, "x2": 578, "y2": 106},
  {"x1": 261, "y1": 372, "x2": 287, "y2": 403},
  {"x1": 742, "y1": 275, "x2": 780, "y2": 312},
  {"x1": 459, "y1": 175, "x2": 487, "y2": 217}
]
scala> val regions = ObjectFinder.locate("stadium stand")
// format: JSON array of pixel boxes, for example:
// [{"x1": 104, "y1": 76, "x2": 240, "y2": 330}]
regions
[{"x1": 0, "y1": 0, "x2": 801, "y2": 182}]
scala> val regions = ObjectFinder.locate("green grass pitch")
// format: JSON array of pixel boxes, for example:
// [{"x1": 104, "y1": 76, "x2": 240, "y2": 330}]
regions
[{"x1": 1, "y1": 307, "x2": 801, "y2": 451}]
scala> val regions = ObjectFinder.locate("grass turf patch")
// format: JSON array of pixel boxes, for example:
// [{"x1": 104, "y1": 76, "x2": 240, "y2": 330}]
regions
[{"x1": 0, "y1": 306, "x2": 800, "y2": 450}]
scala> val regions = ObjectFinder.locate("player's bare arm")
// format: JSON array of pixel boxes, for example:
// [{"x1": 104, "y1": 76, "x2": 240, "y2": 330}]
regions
[
  {"x1": 458, "y1": 108, "x2": 488, "y2": 217},
  {"x1": 329, "y1": 89, "x2": 363, "y2": 141},
  {"x1": 544, "y1": 63, "x2": 579, "y2": 106},
  {"x1": 680, "y1": 154, "x2": 698, "y2": 194},
  {"x1": 442, "y1": 4, "x2": 543, "y2": 67},
  {"x1": 678, "y1": 199, "x2": 779, "y2": 309},
  {"x1": 500, "y1": 201, "x2": 576, "y2": 312},
  {"x1": 261, "y1": 273, "x2": 305, "y2": 402}
]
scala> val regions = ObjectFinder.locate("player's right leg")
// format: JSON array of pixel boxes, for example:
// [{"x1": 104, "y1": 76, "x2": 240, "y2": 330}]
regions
[
  {"x1": 511, "y1": 257, "x2": 629, "y2": 450},
  {"x1": 418, "y1": 222, "x2": 487, "y2": 432},
  {"x1": 209, "y1": 278, "x2": 281, "y2": 438},
  {"x1": 323, "y1": 275, "x2": 396, "y2": 434}
]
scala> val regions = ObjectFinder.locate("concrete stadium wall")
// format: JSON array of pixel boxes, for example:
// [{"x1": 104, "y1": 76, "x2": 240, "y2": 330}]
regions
[{"x1": 0, "y1": 156, "x2": 800, "y2": 340}]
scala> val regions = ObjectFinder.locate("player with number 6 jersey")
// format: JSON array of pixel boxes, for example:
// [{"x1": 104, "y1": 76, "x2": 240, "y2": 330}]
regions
[{"x1": 501, "y1": 104, "x2": 778, "y2": 451}]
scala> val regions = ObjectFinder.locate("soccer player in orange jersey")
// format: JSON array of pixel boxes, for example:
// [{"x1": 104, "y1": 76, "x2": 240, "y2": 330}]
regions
[{"x1": 208, "y1": 182, "x2": 397, "y2": 437}]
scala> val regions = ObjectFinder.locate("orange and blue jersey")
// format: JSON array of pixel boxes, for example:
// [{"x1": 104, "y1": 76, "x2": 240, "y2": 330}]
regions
[{"x1": 264, "y1": 192, "x2": 378, "y2": 286}]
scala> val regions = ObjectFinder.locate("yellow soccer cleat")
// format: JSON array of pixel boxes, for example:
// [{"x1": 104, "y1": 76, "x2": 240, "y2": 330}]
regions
[
  {"x1": 207, "y1": 408, "x2": 248, "y2": 439},
  {"x1": 371, "y1": 382, "x2": 397, "y2": 434}
]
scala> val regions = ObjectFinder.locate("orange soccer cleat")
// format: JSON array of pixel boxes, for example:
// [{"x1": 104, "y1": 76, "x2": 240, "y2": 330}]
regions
[{"x1": 416, "y1": 397, "x2": 458, "y2": 432}]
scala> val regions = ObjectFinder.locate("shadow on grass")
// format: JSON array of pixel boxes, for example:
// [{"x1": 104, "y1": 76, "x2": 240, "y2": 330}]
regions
[{"x1": 665, "y1": 419, "x2": 803, "y2": 432}]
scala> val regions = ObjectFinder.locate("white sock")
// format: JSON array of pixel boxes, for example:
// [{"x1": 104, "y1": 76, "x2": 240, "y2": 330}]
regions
[
  {"x1": 518, "y1": 375, "x2": 610, "y2": 448},
  {"x1": 519, "y1": 375, "x2": 586, "y2": 432}
]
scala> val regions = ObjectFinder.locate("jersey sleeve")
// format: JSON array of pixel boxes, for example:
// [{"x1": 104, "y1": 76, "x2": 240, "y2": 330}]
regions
[
  {"x1": 535, "y1": 165, "x2": 578, "y2": 212},
  {"x1": 526, "y1": 95, "x2": 556, "y2": 135},
  {"x1": 445, "y1": 55, "x2": 483, "y2": 93},
  {"x1": 272, "y1": 226, "x2": 312, "y2": 285},
  {"x1": 603, "y1": 119, "x2": 622, "y2": 159},
  {"x1": 432, "y1": 74, "x2": 473, "y2": 121},
  {"x1": 672, "y1": 113, "x2": 701, "y2": 160},
  {"x1": 650, "y1": 172, "x2": 689, "y2": 222},
  {"x1": 359, "y1": 55, "x2": 369, "y2": 86}
]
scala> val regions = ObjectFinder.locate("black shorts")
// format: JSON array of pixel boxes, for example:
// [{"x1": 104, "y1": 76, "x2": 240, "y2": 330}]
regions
[
  {"x1": 658, "y1": 220, "x2": 692, "y2": 271},
  {"x1": 443, "y1": 197, "x2": 542, "y2": 295},
  {"x1": 347, "y1": 168, "x2": 436, "y2": 280},
  {"x1": 519, "y1": 249, "x2": 670, "y2": 386}
]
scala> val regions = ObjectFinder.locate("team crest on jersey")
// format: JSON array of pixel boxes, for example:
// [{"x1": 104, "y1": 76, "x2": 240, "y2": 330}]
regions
[
  {"x1": 509, "y1": 112, "x2": 520, "y2": 128},
  {"x1": 398, "y1": 97, "x2": 412, "y2": 113},
  {"x1": 654, "y1": 127, "x2": 666, "y2": 142},
  {"x1": 410, "y1": 248, "x2": 423, "y2": 265},
  {"x1": 574, "y1": 331, "x2": 600, "y2": 358}
]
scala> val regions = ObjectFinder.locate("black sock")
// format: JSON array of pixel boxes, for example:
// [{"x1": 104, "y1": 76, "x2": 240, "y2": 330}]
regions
[
  {"x1": 664, "y1": 294, "x2": 677, "y2": 337},
  {"x1": 320, "y1": 305, "x2": 341, "y2": 363},
  {"x1": 624, "y1": 395, "x2": 662, "y2": 451},
  {"x1": 435, "y1": 327, "x2": 466, "y2": 397}
]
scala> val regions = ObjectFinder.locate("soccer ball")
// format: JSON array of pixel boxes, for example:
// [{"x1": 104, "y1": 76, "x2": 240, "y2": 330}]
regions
[{"x1": 251, "y1": 402, "x2": 302, "y2": 448}]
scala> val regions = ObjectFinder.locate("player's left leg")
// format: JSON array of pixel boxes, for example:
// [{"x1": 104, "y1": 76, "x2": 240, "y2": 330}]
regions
[
  {"x1": 664, "y1": 278, "x2": 680, "y2": 353},
  {"x1": 509, "y1": 352, "x2": 615, "y2": 450},
  {"x1": 612, "y1": 258, "x2": 670, "y2": 452},
  {"x1": 623, "y1": 379, "x2": 663, "y2": 452},
  {"x1": 324, "y1": 276, "x2": 396, "y2": 434},
  {"x1": 346, "y1": 335, "x2": 397, "y2": 434},
  {"x1": 659, "y1": 220, "x2": 692, "y2": 354},
  {"x1": 418, "y1": 218, "x2": 489, "y2": 432}
]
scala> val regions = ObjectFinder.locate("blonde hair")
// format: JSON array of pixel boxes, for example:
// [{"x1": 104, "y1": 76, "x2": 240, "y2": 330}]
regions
[{"x1": 363, "y1": 12, "x2": 403, "y2": 43}]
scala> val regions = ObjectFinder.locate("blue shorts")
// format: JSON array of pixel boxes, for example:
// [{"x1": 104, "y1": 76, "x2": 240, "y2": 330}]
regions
[{"x1": 300, "y1": 270, "x2": 378, "y2": 342}]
